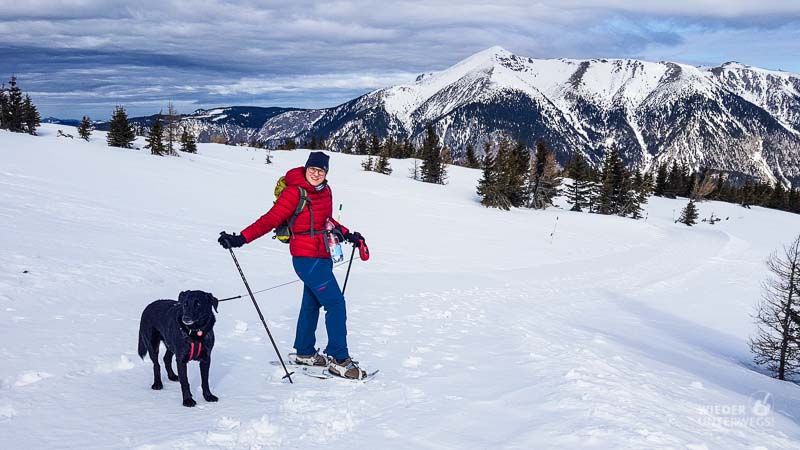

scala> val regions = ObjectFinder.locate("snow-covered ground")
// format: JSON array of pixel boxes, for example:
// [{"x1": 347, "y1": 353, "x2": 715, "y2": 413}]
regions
[{"x1": 2, "y1": 124, "x2": 800, "y2": 449}]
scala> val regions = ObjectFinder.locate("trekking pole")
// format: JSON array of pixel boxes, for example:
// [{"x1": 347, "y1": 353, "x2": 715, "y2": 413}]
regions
[
  {"x1": 341, "y1": 244, "x2": 357, "y2": 295},
  {"x1": 226, "y1": 247, "x2": 294, "y2": 383}
]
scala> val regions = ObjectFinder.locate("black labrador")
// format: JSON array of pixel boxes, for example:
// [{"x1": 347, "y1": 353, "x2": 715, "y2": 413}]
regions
[{"x1": 137, "y1": 290, "x2": 219, "y2": 407}]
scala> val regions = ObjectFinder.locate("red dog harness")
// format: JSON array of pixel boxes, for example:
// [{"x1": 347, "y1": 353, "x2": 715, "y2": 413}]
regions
[{"x1": 189, "y1": 342, "x2": 203, "y2": 360}]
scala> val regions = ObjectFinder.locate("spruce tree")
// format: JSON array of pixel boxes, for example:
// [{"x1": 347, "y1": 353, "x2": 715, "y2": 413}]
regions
[
  {"x1": 665, "y1": 162, "x2": 682, "y2": 198},
  {"x1": 6, "y1": 76, "x2": 24, "y2": 132},
  {"x1": 145, "y1": 117, "x2": 165, "y2": 156},
  {"x1": 768, "y1": 182, "x2": 788, "y2": 210},
  {"x1": 361, "y1": 155, "x2": 374, "y2": 171},
  {"x1": 788, "y1": 188, "x2": 800, "y2": 214},
  {"x1": 78, "y1": 116, "x2": 92, "y2": 141},
  {"x1": 464, "y1": 143, "x2": 480, "y2": 169},
  {"x1": 355, "y1": 135, "x2": 368, "y2": 155},
  {"x1": 106, "y1": 105, "x2": 136, "y2": 148},
  {"x1": 677, "y1": 199, "x2": 699, "y2": 226},
  {"x1": 476, "y1": 147, "x2": 511, "y2": 210},
  {"x1": 741, "y1": 179, "x2": 755, "y2": 208},
  {"x1": 0, "y1": 82, "x2": 7, "y2": 130},
  {"x1": 368, "y1": 134, "x2": 381, "y2": 156},
  {"x1": 22, "y1": 94, "x2": 40, "y2": 135},
  {"x1": 420, "y1": 123, "x2": 447, "y2": 184},
  {"x1": 506, "y1": 140, "x2": 530, "y2": 207},
  {"x1": 180, "y1": 128, "x2": 197, "y2": 153},
  {"x1": 595, "y1": 147, "x2": 626, "y2": 215},
  {"x1": 654, "y1": 163, "x2": 668, "y2": 196},
  {"x1": 751, "y1": 235, "x2": 800, "y2": 380},
  {"x1": 375, "y1": 144, "x2": 392, "y2": 175},
  {"x1": 565, "y1": 153, "x2": 592, "y2": 212}
]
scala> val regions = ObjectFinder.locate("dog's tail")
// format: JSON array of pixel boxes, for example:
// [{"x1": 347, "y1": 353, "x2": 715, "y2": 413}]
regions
[{"x1": 137, "y1": 317, "x2": 148, "y2": 359}]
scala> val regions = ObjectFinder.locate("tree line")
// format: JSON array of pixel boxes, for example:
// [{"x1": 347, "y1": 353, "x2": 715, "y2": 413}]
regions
[{"x1": 0, "y1": 76, "x2": 40, "y2": 135}]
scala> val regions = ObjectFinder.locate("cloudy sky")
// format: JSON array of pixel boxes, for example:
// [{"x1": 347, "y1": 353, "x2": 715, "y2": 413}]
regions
[{"x1": 1, "y1": 0, "x2": 799, "y2": 119}]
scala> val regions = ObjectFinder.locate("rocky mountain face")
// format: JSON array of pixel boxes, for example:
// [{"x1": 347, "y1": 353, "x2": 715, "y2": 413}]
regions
[
  {"x1": 254, "y1": 47, "x2": 800, "y2": 186},
  {"x1": 54, "y1": 48, "x2": 799, "y2": 185}
]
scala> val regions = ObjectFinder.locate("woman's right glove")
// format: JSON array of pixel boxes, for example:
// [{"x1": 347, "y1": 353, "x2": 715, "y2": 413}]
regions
[
  {"x1": 218, "y1": 231, "x2": 246, "y2": 249},
  {"x1": 343, "y1": 231, "x2": 364, "y2": 247}
]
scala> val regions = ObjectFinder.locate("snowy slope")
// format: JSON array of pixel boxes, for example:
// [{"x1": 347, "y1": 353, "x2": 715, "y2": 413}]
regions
[{"x1": 3, "y1": 125, "x2": 800, "y2": 449}]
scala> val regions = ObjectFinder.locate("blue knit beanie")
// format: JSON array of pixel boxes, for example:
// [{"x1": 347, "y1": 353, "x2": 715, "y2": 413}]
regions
[{"x1": 305, "y1": 151, "x2": 329, "y2": 172}]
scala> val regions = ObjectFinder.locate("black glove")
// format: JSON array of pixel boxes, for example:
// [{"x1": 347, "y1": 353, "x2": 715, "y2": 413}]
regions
[
  {"x1": 343, "y1": 231, "x2": 364, "y2": 247},
  {"x1": 218, "y1": 231, "x2": 246, "y2": 249}
]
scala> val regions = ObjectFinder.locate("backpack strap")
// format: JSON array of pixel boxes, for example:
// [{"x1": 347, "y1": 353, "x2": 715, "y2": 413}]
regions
[{"x1": 287, "y1": 186, "x2": 312, "y2": 239}]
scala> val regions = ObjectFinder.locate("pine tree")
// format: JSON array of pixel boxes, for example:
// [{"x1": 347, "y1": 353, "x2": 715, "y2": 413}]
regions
[
  {"x1": 420, "y1": 123, "x2": 447, "y2": 184},
  {"x1": 361, "y1": 155, "x2": 374, "y2": 171},
  {"x1": 505, "y1": 140, "x2": 530, "y2": 207},
  {"x1": 788, "y1": 188, "x2": 800, "y2": 214},
  {"x1": 356, "y1": 135, "x2": 368, "y2": 155},
  {"x1": 476, "y1": 147, "x2": 511, "y2": 210},
  {"x1": 78, "y1": 116, "x2": 92, "y2": 141},
  {"x1": 464, "y1": 143, "x2": 480, "y2": 169},
  {"x1": 0, "y1": 82, "x2": 7, "y2": 130},
  {"x1": 375, "y1": 144, "x2": 393, "y2": 175},
  {"x1": 768, "y1": 182, "x2": 788, "y2": 210},
  {"x1": 368, "y1": 134, "x2": 381, "y2": 156},
  {"x1": 106, "y1": 105, "x2": 136, "y2": 148},
  {"x1": 741, "y1": 179, "x2": 755, "y2": 208},
  {"x1": 654, "y1": 163, "x2": 668, "y2": 196},
  {"x1": 677, "y1": 199, "x2": 699, "y2": 226},
  {"x1": 564, "y1": 153, "x2": 591, "y2": 212},
  {"x1": 145, "y1": 117, "x2": 165, "y2": 156},
  {"x1": 751, "y1": 235, "x2": 800, "y2": 380},
  {"x1": 621, "y1": 170, "x2": 651, "y2": 219},
  {"x1": 180, "y1": 128, "x2": 197, "y2": 153},
  {"x1": 595, "y1": 147, "x2": 627, "y2": 215},
  {"x1": 665, "y1": 162, "x2": 681, "y2": 198},
  {"x1": 6, "y1": 76, "x2": 24, "y2": 132},
  {"x1": 22, "y1": 94, "x2": 40, "y2": 135}
]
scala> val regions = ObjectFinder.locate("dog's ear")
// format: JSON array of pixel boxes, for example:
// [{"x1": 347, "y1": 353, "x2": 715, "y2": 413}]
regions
[
  {"x1": 207, "y1": 293, "x2": 219, "y2": 313},
  {"x1": 178, "y1": 290, "x2": 189, "y2": 302}
]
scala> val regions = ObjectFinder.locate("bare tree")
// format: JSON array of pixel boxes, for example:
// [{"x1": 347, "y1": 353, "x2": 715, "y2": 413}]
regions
[
  {"x1": 751, "y1": 235, "x2": 800, "y2": 380},
  {"x1": 165, "y1": 102, "x2": 179, "y2": 156}
]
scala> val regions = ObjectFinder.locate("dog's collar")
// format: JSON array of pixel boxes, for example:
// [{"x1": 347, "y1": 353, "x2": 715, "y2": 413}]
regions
[{"x1": 178, "y1": 318, "x2": 206, "y2": 340}]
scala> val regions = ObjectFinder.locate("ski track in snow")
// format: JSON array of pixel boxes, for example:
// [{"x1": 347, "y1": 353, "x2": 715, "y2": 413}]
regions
[{"x1": 2, "y1": 125, "x2": 800, "y2": 449}]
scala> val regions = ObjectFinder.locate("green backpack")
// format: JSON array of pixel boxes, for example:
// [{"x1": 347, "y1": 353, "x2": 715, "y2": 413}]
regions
[{"x1": 272, "y1": 176, "x2": 312, "y2": 243}]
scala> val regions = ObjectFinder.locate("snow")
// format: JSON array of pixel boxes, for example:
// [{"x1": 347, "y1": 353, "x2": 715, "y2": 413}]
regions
[{"x1": 3, "y1": 124, "x2": 800, "y2": 449}]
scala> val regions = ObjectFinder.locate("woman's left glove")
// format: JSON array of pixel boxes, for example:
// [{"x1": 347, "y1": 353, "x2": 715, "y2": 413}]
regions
[
  {"x1": 218, "y1": 231, "x2": 246, "y2": 249},
  {"x1": 343, "y1": 231, "x2": 365, "y2": 247}
]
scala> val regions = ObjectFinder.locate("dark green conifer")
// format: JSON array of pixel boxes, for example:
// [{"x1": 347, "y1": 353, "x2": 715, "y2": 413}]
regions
[
  {"x1": 180, "y1": 128, "x2": 197, "y2": 153},
  {"x1": 464, "y1": 143, "x2": 480, "y2": 169},
  {"x1": 106, "y1": 105, "x2": 136, "y2": 148},
  {"x1": 677, "y1": 199, "x2": 699, "y2": 226},
  {"x1": 144, "y1": 117, "x2": 165, "y2": 155},
  {"x1": 420, "y1": 123, "x2": 447, "y2": 184},
  {"x1": 78, "y1": 116, "x2": 92, "y2": 141},
  {"x1": 22, "y1": 94, "x2": 40, "y2": 135}
]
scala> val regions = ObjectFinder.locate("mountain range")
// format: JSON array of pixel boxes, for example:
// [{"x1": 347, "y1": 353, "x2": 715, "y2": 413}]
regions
[{"x1": 57, "y1": 47, "x2": 800, "y2": 185}]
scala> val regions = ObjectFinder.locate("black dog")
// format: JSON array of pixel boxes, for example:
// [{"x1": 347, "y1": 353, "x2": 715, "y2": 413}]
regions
[{"x1": 138, "y1": 290, "x2": 219, "y2": 407}]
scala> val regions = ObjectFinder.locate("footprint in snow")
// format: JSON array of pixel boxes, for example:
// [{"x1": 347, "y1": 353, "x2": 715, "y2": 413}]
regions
[
  {"x1": 95, "y1": 355, "x2": 135, "y2": 374},
  {"x1": 14, "y1": 371, "x2": 53, "y2": 387}
]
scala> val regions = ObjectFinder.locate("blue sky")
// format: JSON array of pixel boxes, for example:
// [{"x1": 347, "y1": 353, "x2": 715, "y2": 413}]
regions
[{"x1": 1, "y1": 0, "x2": 798, "y2": 119}]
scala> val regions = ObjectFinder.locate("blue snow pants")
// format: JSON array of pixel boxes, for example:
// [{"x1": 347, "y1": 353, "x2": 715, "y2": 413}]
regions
[{"x1": 292, "y1": 256, "x2": 349, "y2": 360}]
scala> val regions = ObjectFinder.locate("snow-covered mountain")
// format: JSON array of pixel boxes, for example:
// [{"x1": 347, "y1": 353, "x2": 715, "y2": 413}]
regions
[{"x1": 255, "y1": 47, "x2": 800, "y2": 186}]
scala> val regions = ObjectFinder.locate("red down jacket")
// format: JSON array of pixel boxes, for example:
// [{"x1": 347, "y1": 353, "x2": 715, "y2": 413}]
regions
[{"x1": 241, "y1": 166, "x2": 349, "y2": 258}]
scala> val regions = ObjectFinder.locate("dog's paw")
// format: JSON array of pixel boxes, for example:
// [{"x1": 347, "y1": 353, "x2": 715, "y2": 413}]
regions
[
  {"x1": 167, "y1": 374, "x2": 179, "y2": 382},
  {"x1": 151, "y1": 382, "x2": 163, "y2": 390},
  {"x1": 203, "y1": 393, "x2": 219, "y2": 402},
  {"x1": 182, "y1": 398, "x2": 197, "y2": 407}
]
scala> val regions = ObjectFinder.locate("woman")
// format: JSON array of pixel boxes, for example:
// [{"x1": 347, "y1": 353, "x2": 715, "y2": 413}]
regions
[{"x1": 218, "y1": 151, "x2": 367, "y2": 379}]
